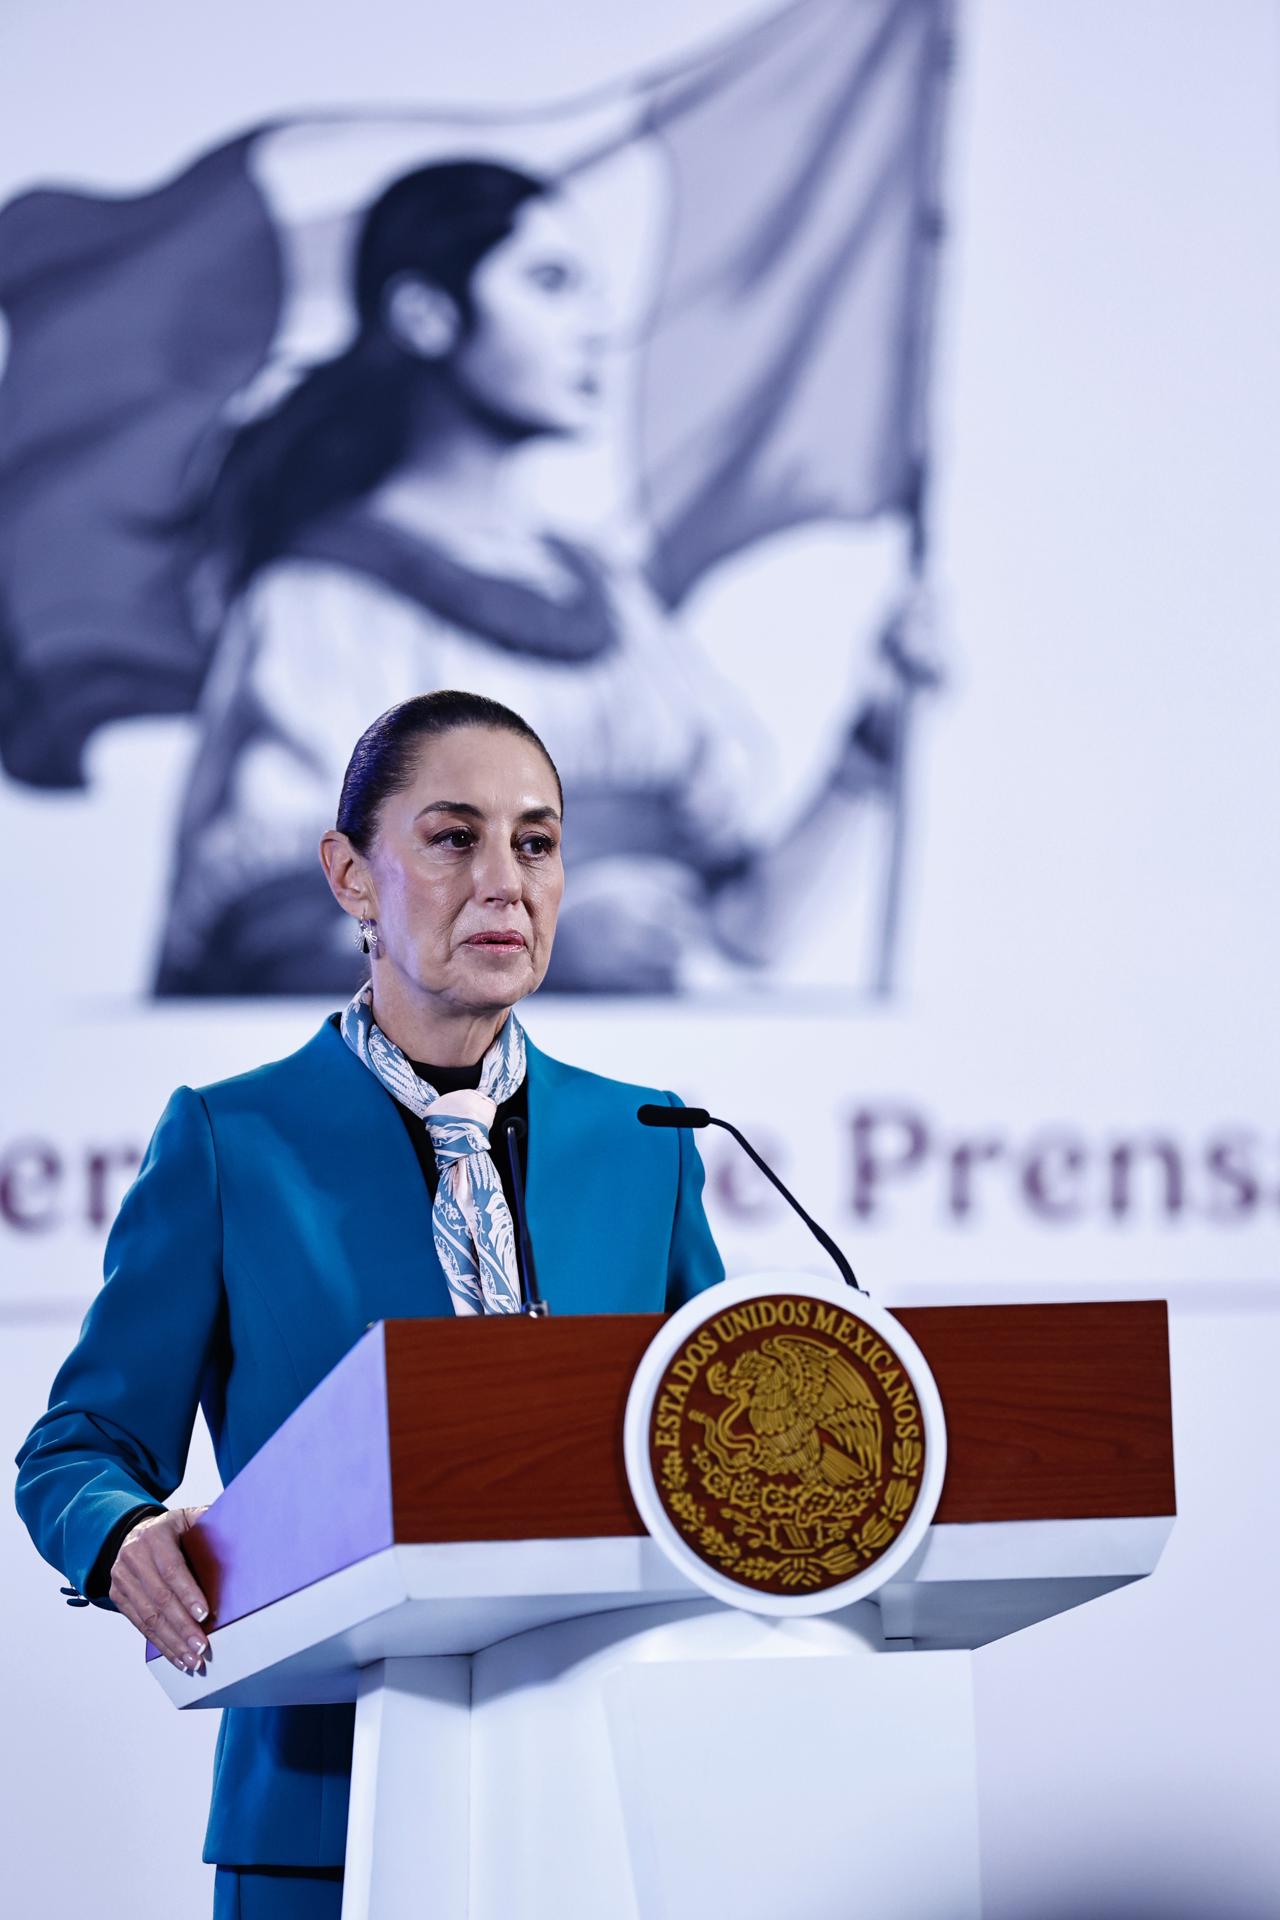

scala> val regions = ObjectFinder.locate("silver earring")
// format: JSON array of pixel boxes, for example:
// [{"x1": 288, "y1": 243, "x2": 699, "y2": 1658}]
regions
[{"x1": 357, "y1": 917, "x2": 379, "y2": 955}]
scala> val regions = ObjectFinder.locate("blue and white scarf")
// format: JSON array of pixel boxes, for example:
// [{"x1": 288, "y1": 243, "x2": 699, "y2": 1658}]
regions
[{"x1": 341, "y1": 983, "x2": 527, "y2": 1316}]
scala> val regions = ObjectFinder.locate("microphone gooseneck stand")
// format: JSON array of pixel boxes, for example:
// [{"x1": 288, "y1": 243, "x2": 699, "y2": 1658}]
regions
[
  {"x1": 503, "y1": 1116, "x2": 549, "y2": 1316},
  {"x1": 636, "y1": 1103, "x2": 866, "y2": 1294}
]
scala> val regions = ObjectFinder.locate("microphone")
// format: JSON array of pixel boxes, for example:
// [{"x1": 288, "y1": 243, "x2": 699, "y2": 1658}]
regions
[
  {"x1": 637, "y1": 1104, "x2": 865, "y2": 1294},
  {"x1": 503, "y1": 1117, "x2": 550, "y2": 1317}
]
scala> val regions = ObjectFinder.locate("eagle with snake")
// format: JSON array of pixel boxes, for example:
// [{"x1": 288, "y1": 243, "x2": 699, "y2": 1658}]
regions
[{"x1": 691, "y1": 1332, "x2": 883, "y2": 1489}]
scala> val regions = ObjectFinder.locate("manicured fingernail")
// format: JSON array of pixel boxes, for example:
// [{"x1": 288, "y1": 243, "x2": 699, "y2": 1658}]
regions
[
  {"x1": 187, "y1": 1636, "x2": 206, "y2": 1656},
  {"x1": 191, "y1": 1605, "x2": 208, "y2": 1622}
]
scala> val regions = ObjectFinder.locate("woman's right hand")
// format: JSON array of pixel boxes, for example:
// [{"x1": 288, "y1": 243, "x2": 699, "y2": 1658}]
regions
[{"x1": 109, "y1": 1506, "x2": 211, "y2": 1673}]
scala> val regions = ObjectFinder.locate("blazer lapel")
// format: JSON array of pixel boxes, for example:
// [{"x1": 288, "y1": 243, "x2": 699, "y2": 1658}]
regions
[
  {"x1": 293, "y1": 1021, "x2": 455, "y2": 1328},
  {"x1": 524, "y1": 1036, "x2": 620, "y2": 1315}
]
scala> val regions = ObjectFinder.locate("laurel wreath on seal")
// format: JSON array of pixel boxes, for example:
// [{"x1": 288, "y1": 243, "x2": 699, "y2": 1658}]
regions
[{"x1": 659, "y1": 1435, "x2": 923, "y2": 1589}]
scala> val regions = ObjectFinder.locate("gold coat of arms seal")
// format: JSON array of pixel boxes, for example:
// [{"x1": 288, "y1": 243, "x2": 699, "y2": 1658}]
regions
[{"x1": 626, "y1": 1275, "x2": 946, "y2": 1614}]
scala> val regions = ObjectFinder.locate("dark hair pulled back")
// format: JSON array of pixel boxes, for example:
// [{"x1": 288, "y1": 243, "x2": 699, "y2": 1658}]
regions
[
  {"x1": 203, "y1": 161, "x2": 547, "y2": 596},
  {"x1": 337, "y1": 689, "x2": 563, "y2": 854}
]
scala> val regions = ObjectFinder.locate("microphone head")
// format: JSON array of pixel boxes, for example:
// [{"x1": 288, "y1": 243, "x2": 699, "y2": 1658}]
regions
[
  {"x1": 503, "y1": 1115, "x2": 528, "y2": 1143},
  {"x1": 637, "y1": 1103, "x2": 712, "y2": 1129}
]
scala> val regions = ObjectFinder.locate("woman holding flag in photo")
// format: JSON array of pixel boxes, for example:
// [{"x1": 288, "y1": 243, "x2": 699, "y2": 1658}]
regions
[{"x1": 0, "y1": 0, "x2": 951, "y2": 1001}]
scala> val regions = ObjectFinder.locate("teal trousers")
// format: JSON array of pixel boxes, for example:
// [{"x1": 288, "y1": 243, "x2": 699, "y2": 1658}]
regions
[{"x1": 213, "y1": 1867, "x2": 344, "y2": 1918}]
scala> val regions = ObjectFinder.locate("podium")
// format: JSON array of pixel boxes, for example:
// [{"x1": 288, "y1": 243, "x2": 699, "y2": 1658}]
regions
[{"x1": 151, "y1": 1299, "x2": 1175, "y2": 1920}]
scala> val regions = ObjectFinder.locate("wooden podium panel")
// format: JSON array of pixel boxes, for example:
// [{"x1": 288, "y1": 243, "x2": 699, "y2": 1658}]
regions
[
  {"x1": 899, "y1": 1300, "x2": 1175, "y2": 1522},
  {"x1": 385, "y1": 1299, "x2": 1175, "y2": 1537},
  {"x1": 385, "y1": 1312, "x2": 655, "y2": 1543}
]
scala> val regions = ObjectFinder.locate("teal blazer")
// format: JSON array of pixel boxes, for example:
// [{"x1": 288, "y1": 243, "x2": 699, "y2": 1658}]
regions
[{"x1": 14, "y1": 1018, "x2": 723, "y2": 1866}]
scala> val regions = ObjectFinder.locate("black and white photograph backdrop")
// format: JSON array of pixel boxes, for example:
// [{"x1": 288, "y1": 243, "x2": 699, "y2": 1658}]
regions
[
  {"x1": 2, "y1": 0, "x2": 948, "y2": 1002},
  {"x1": 2, "y1": 0, "x2": 1277, "y2": 1914}
]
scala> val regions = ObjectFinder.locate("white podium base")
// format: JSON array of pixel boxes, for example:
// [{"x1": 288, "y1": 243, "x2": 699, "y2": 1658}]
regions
[{"x1": 342, "y1": 1599, "x2": 979, "y2": 1920}]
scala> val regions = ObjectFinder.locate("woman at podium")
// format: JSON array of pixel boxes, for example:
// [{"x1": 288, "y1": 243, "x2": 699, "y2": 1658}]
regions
[{"x1": 15, "y1": 689, "x2": 724, "y2": 1918}]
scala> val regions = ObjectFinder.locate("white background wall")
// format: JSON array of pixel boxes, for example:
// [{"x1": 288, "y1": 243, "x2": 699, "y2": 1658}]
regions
[{"x1": 2, "y1": 1, "x2": 1278, "y2": 1915}]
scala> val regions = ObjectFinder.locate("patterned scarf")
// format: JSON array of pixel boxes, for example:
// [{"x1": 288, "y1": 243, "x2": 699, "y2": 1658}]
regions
[{"x1": 341, "y1": 982, "x2": 527, "y2": 1316}]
